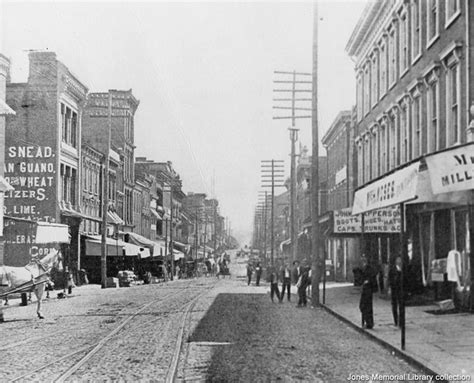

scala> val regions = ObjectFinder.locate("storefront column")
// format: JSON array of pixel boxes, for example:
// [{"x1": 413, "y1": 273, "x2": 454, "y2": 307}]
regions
[{"x1": 469, "y1": 201, "x2": 474, "y2": 311}]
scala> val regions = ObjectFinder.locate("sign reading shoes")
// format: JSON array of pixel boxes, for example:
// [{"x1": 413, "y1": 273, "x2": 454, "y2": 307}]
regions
[
  {"x1": 352, "y1": 161, "x2": 420, "y2": 215},
  {"x1": 425, "y1": 143, "x2": 474, "y2": 194}
]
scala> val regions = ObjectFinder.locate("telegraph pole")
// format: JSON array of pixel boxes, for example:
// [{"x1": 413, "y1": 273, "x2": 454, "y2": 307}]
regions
[
  {"x1": 311, "y1": 1, "x2": 321, "y2": 306},
  {"x1": 261, "y1": 160, "x2": 285, "y2": 266},
  {"x1": 100, "y1": 91, "x2": 112, "y2": 289},
  {"x1": 169, "y1": 184, "x2": 174, "y2": 280},
  {"x1": 273, "y1": 71, "x2": 312, "y2": 264}
]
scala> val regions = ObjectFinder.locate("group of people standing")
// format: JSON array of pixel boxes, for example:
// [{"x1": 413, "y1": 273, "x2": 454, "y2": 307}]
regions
[
  {"x1": 359, "y1": 255, "x2": 404, "y2": 330},
  {"x1": 246, "y1": 259, "x2": 312, "y2": 307}
]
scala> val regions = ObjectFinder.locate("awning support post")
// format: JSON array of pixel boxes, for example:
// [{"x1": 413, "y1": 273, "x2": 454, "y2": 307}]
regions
[{"x1": 400, "y1": 202, "x2": 406, "y2": 350}]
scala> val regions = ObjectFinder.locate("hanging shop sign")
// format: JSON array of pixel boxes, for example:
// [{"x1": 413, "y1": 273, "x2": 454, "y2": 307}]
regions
[
  {"x1": 333, "y1": 206, "x2": 401, "y2": 234},
  {"x1": 425, "y1": 143, "x2": 474, "y2": 195},
  {"x1": 352, "y1": 161, "x2": 420, "y2": 215}
]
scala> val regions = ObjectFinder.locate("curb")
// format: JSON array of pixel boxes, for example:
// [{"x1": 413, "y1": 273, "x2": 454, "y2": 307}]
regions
[{"x1": 320, "y1": 303, "x2": 448, "y2": 383}]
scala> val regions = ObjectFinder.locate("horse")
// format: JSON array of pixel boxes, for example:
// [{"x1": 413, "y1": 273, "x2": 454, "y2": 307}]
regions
[{"x1": 0, "y1": 249, "x2": 62, "y2": 320}]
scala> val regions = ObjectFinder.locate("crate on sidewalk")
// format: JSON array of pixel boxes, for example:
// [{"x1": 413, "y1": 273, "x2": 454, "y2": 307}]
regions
[{"x1": 105, "y1": 277, "x2": 119, "y2": 288}]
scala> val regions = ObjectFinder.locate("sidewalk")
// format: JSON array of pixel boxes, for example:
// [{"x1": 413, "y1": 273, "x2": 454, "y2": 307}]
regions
[{"x1": 321, "y1": 282, "x2": 474, "y2": 381}]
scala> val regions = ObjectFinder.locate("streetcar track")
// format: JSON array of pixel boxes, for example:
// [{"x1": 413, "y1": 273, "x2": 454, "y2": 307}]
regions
[
  {"x1": 6, "y1": 280, "x2": 219, "y2": 382},
  {"x1": 6, "y1": 287, "x2": 192, "y2": 382}
]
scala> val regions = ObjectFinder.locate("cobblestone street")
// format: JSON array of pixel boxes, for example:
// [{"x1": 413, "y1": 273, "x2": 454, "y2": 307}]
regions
[
  {"x1": 0, "y1": 251, "x2": 462, "y2": 381},
  {"x1": 0, "y1": 254, "x2": 435, "y2": 382}
]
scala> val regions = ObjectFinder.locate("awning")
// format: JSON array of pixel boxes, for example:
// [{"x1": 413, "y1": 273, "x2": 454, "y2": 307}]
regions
[
  {"x1": 173, "y1": 249, "x2": 185, "y2": 260},
  {"x1": 152, "y1": 240, "x2": 167, "y2": 257},
  {"x1": 0, "y1": 99, "x2": 15, "y2": 116},
  {"x1": 424, "y1": 142, "x2": 474, "y2": 195},
  {"x1": 36, "y1": 222, "x2": 70, "y2": 244},
  {"x1": 85, "y1": 236, "x2": 124, "y2": 257},
  {"x1": 107, "y1": 211, "x2": 124, "y2": 225},
  {"x1": 173, "y1": 240, "x2": 190, "y2": 254},
  {"x1": 407, "y1": 169, "x2": 473, "y2": 206},
  {"x1": 126, "y1": 232, "x2": 155, "y2": 251},
  {"x1": 352, "y1": 161, "x2": 420, "y2": 215},
  {"x1": 279, "y1": 238, "x2": 291, "y2": 251},
  {"x1": 123, "y1": 242, "x2": 150, "y2": 258}
]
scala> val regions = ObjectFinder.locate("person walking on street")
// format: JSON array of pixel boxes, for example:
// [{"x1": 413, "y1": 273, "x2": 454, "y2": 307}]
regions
[
  {"x1": 389, "y1": 256, "x2": 403, "y2": 327},
  {"x1": 279, "y1": 262, "x2": 292, "y2": 302},
  {"x1": 296, "y1": 260, "x2": 310, "y2": 307},
  {"x1": 255, "y1": 262, "x2": 262, "y2": 286},
  {"x1": 269, "y1": 265, "x2": 281, "y2": 302},
  {"x1": 246, "y1": 262, "x2": 253, "y2": 286},
  {"x1": 359, "y1": 256, "x2": 377, "y2": 329}
]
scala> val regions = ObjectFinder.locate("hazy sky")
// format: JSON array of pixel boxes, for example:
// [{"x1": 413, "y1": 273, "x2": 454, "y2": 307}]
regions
[{"x1": 1, "y1": 0, "x2": 367, "y2": 244}]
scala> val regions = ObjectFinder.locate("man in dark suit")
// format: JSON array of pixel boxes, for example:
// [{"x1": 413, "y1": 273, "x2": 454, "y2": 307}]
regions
[
  {"x1": 255, "y1": 262, "x2": 262, "y2": 286},
  {"x1": 296, "y1": 260, "x2": 310, "y2": 307},
  {"x1": 389, "y1": 256, "x2": 403, "y2": 327},
  {"x1": 279, "y1": 262, "x2": 292, "y2": 302},
  {"x1": 359, "y1": 256, "x2": 377, "y2": 329},
  {"x1": 246, "y1": 262, "x2": 253, "y2": 286},
  {"x1": 269, "y1": 265, "x2": 281, "y2": 302}
]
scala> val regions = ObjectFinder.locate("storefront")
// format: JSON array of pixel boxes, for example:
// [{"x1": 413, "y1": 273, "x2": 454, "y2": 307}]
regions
[{"x1": 352, "y1": 143, "x2": 474, "y2": 309}]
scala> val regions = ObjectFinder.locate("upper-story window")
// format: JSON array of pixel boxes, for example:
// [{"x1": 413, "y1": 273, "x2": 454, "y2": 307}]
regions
[
  {"x1": 371, "y1": 52, "x2": 379, "y2": 105},
  {"x1": 426, "y1": 74, "x2": 439, "y2": 153},
  {"x1": 388, "y1": 25, "x2": 397, "y2": 86},
  {"x1": 411, "y1": 0, "x2": 422, "y2": 60},
  {"x1": 379, "y1": 37, "x2": 387, "y2": 96},
  {"x1": 399, "y1": 8, "x2": 409, "y2": 75},
  {"x1": 60, "y1": 103, "x2": 78, "y2": 148},
  {"x1": 379, "y1": 121, "x2": 387, "y2": 174},
  {"x1": 371, "y1": 128, "x2": 378, "y2": 179},
  {"x1": 364, "y1": 64, "x2": 371, "y2": 115},
  {"x1": 446, "y1": 56, "x2": 460, "y2": 146},
  {"x1": 60, "y1": 163, "x2": 77, "y2": 206},
  {"x1": 446, "y1": 0, "x2": 460, "y2": 25},
  {"x1": 427, "y1": 0, "x2": 439, "y2": 45},
  {"x1": 412, "y1": 93, "x2": 422, "y2": 158},
  {"x1": 400, "y1": 101, "x2": 411, "y2": 164},
  {"x1": 357, "y1": 72, "x2": 364, "y2": 121}
]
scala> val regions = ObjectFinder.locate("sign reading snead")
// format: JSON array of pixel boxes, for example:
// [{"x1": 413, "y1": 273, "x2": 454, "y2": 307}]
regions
[
  {"x1": 425, "y1": 142, "x2": 474, "y2": 194},
  {"x1": 352, "y1": 161, "x2": 420, "y2": 215}
]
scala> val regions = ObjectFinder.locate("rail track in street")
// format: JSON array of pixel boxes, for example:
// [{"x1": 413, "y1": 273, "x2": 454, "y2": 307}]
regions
[{"x1": 6, "y1": 278, "x2": 219, "y2": 382}]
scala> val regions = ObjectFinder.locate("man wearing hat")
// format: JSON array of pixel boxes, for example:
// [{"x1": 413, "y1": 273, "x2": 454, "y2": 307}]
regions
[{"x1": 296, "y1": 259, "x2": 310, "y2": 307}]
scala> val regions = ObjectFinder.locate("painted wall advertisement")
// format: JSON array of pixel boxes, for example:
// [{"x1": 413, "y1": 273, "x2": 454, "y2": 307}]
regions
[
  {"x1": 3, "y1": 145, "x2": 58, "y2": 266},
  {"x1": 333, "y1": 206, "x2": 401, "y2": 234}
]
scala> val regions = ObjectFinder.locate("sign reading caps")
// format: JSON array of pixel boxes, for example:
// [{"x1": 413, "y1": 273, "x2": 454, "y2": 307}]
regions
[
  {"x1": 425, "y1": 143, "x2": 474, "y2": 194},
  {"x1": 352, "y1": 161, "x2": 420, "y2": 215},
  {"x1": 333, "y1": 206, "x2": 401, "y2": 234}
]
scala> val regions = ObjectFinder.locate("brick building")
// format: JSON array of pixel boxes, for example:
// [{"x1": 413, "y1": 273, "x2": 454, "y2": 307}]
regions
[
  {"x1": 82, "y1": 90, "x2": 139, "y2": 232},
  {"x1": 0, "y1": 52, "x2": 15, "y2": 265},
  {"x1": 4, "y1": 52, "x2": 88, "y2": 270},
  {"x1": 321, "y1": 111, "x2": 359, "y2": 281},
  {"x1": 347, "y1": 0, "x2": 474, "y2": 303}
]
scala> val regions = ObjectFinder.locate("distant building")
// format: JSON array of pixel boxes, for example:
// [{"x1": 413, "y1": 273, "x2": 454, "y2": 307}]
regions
[
  {"x1": 83, "y1": 89, "x2": 139, "y2": 232},
  {"x1": 322, "y1": 110, "x2": 358, "y2": 282}
]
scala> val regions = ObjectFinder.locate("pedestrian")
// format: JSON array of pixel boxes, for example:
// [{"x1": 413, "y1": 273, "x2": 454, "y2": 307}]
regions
[
  {"x1": 292, "y1": 260, "x2": 301, "y2": 285},
  {"x1": 359, "y1": 256, "x2": 377, "y2": 329},
  {"x1": 246, "y1": 262, "x2": 253, "y2": 285},
  {"x1": 389, "y1": 256, "x2": 403, "y2": 327},
  {"x1": 269, "y1": 265, "x2": 281, "y2": 302},
  {"x1": 296, "y1": 260, "x2": 310, "y2": 307},
  {"x1": 255, "y1": 262, "x2": 262, "y2": 286},
  {"x1": 279, "y1": 262, "x2": 292, "y2": 302}
]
